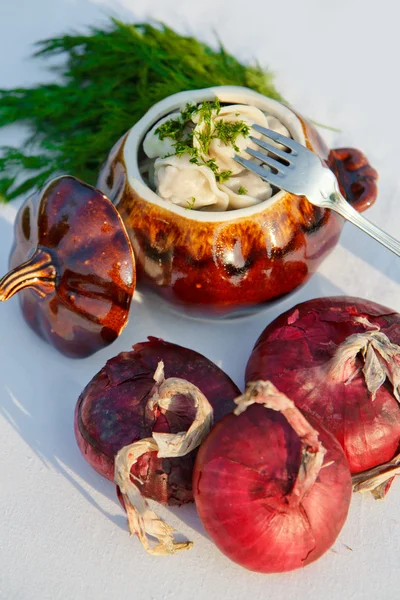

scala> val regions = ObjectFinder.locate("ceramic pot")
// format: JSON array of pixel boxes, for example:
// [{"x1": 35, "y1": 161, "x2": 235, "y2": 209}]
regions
[{"x1": 98, "y1": 86, "x2": 378, "y2": 317}]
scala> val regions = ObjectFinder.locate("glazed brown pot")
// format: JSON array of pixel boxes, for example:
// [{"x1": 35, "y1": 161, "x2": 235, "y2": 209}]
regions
[{"x1": 98, "y1": 86, "x2": 378, "y2": 316}]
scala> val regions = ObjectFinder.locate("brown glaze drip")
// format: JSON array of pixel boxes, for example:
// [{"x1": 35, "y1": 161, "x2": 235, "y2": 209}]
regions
[{"x1": 0, "y1": 248, "x2": 56, "y2": 301}]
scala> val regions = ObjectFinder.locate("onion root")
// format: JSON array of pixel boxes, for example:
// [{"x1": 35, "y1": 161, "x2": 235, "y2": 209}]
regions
[
  {"x1": 114, "y1": 361, "x2": 213, "y2": 554},
  {"x1": 234, "y1": 381, "x2": 327, "y2": 506}
]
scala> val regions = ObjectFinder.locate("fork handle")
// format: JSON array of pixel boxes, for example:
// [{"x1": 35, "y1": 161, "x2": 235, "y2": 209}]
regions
[{"x1": 329, "y1": 191, "x2": 400, "y2": 257}]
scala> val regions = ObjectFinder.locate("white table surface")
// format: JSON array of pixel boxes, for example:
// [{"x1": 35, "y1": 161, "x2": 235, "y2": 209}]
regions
[{"x1": 1, "y1": 1, "x2": 399, "y2": 598}]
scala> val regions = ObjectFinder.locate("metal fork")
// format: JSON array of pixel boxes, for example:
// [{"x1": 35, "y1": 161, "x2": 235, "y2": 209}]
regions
[{"x1": 235, "y1": 125, "x2": 400, "y2": 257}]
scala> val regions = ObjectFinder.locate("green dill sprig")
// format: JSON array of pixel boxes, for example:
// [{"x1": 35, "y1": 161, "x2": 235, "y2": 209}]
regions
[
  {"x1": 180, "y1": 104, "x2": 198, "y2": 122},
  {"x1": 156, "y1": 99, "x2": 252, "y2": 184},
  {"x1": 204, "y1": 158, "x2": 232, "y2": 183},
  {"x1": 214, "y1": 120, "x2": 251, "y2": 152},
  {"x1": 174, "y1": 140, "x2": 199, "y2": 161},
  {"x1": 194, "y1": 128, "x2": 213, "y2": 155},
  {"x1": 196, "y1": 99, "x2": 221, "y2": 124},
  {"x1": 0, "y1": 19, "x2": 282, "y2": 202},
  {"x1": 155, "y1": 117, "x2": 184, "y2": 141},
  {"x1": 192, "y1": 100, "x2": 222, "y2": 154},
  {"x1": 185, "y1": 197, "x2": 196, "y2": 209},
  {"x1": 238, "y1": 186, "x2": 248, "y2": 195},
  {"x1": 155, "y1": 103, "x2": 197, "y2": 141},
  {"x1": 217, "y1": 170, "x2": 233, "y2": 183}
]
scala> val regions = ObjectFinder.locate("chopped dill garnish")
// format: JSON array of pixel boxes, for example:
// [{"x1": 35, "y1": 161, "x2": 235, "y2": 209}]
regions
[
  {"x1": 238, "y1": 186, "x2": 248, "y2": 195},
  {"x1": 155, "y1": 117, "x2": 184, "y2": 140},
  {"x1": 174, "y1": 140, "x2": 198, "y2": 160},
  {"x1": 156, "y1": 103, "x2": 198, "y2": 141},
  {"x1": 204, "y1": 158, "x2": 218, "y2": 174},
  {"x1": 203, "y1": 159, "x2": 231, "y2": 183},
  {"x1": 180, "y1": 103, "x2": 197, "y2": 122},
  {"x1": 214, "y1": 120, "x2": 251, "y2": 152},
  {"x1": 185, "y1": 197, "x2": 196, "y2": 209},
  {"x1": 194, "y1": 127, "x2": 213, "y2": 154},
  {"x1": 217, "y1": 170, "x2": 233, "y2": 183},
  {"x1": 156, "y1": 99, "x2": 252, "y2": 185},
  {"x1": 197, "y1": 99, "x2": 221, "y2": 124}
]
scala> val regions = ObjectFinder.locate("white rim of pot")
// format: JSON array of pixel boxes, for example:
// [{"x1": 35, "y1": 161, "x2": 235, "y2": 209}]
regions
[{"x1": 123, "y1": 86, "x2": 306, "y2": 223}]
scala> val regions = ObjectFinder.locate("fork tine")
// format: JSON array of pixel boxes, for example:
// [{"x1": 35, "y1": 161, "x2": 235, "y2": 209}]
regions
[
  {"x1": 234, "y1": 156, "x2": 282, "y2": 188},
  {"x1": 245, "y1": 147, "x2": 287, "y2": 173},
  {"x1": 251, "y1": 124, "x2": 300, "y2": 153},
  {"x1": 249, "y1": 136, "x2": 292, "y2": 163}
]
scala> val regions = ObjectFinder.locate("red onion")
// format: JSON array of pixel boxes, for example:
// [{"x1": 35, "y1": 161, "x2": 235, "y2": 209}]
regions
[
  {"x1": 193, "y1": 381, "x2": 352, "y2": 573},
  {"x1": 75, "y1": 337, "x2": 239, "y2": 553},
  {"x1": 246, "y1": 296, "x2": 400, "y2": 498}
]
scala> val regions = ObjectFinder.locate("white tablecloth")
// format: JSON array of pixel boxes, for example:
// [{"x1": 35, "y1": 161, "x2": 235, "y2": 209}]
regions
[{"x1": 1, "y1": 1, "x2": 399, "y2": 598}]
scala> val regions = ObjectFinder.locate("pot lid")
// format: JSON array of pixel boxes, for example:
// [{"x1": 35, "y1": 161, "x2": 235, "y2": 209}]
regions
[{"x1": 0, "y1": 176, "x2": 135, "y2": 357}]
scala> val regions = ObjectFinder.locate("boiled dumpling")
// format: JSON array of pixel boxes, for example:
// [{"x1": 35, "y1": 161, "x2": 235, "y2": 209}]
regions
[
  {"x1": 155, "y1": 155, "x2": 229, "y2": 211},
  {"x1": 143, "y1": 112, "x2": 183, "y2": 159},
  {"x1": 218, "y1": 170, "x2": 273, "y2": 209},
  {"x1": 142, "y1": 101, "x2": 293, "y2": 212},
  {"x1": 266, "y1": 116, "x2": 290, "y2": 150},
  {"x1": 268, "y1": 115, "x2": 290, "y2": 137}
]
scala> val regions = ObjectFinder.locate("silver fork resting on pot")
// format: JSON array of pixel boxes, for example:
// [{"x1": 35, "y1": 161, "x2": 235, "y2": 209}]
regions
[{"x1": 235, "y1": 125, "x2": 400, "y2": 257}]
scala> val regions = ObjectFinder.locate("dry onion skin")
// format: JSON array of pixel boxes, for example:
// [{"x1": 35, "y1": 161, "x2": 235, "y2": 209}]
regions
[
  {"x1": 246, "y1": 296, "x2": 400, "y2": 499},
  {"x1": 193, "y1": 381, "x2": 352, "y2": 573},
  {"x1": 74, "y1": 337, "x2": 239, "y2": 554}
]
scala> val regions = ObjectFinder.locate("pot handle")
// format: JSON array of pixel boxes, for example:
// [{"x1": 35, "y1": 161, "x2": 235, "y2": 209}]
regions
[{"x1": 327, "y1": 147, "x2": 378, "y2": 213}]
